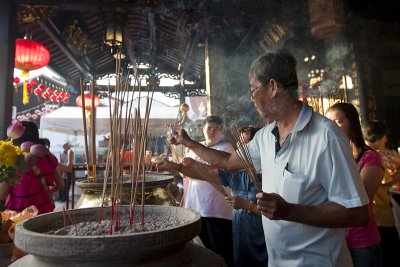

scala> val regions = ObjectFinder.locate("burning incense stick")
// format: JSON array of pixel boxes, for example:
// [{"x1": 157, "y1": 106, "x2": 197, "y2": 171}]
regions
[
  {"x1": 79, "y1": 79, "x2": 90, "y2": 180},
  {"x1": 225, "y1": 124, "x2": 262, "y2": 192}
]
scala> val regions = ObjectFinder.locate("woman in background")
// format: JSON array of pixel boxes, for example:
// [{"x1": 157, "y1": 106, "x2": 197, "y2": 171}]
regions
[
  {"x1": 363, "y1": 120, "x2": 400, "y2": 267},
  {"x1": 326, "y1": 103, "x2": 384, "y2": 267},
  {"x1": 0, "y1": 121, "x2": 64, "y2": 214}
]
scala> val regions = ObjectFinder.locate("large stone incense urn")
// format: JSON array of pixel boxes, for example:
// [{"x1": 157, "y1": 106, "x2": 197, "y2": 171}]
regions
[
  {"x1": 10, "y1": 205, "x2": 226, "y2": 266},
  {"x1": 75, "y1": 172, "x2": 176, "y2": 208}
]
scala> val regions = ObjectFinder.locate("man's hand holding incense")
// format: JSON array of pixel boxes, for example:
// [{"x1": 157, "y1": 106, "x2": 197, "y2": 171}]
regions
[
  {"x1": 256, "y1": 191, "x2": 291, "y2": 220},
  {"x1": 168, "y1": 128, "x2": 191, "y2": 146},
  {"x1": 225, "y1": 196, "x2": 247, "y2": 210},
  {"x1": 156, "y1": 158, "x2": 176, "y2": 173}
]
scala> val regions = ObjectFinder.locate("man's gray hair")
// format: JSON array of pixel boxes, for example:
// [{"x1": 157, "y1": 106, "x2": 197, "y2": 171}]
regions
[{"x1": 249, "y1": 49, "x2": 299, "y2": 98}]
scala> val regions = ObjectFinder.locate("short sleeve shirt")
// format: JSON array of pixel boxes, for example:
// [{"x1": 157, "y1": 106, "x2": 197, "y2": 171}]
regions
[
  {"x1": 247, "y1": 104, "x2": 369, "y2": 267},
  {"x1": 184, "y1": 140, "x2": 234, "y2": 219}
]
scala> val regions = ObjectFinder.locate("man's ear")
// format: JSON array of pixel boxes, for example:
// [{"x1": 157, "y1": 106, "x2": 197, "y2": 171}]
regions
[
  {"x1": 270, "y1": 79, "x2": 279, "y2": 97},
  {"x1": 270, "y1": 79, "x2": 279, "y2": 92}
]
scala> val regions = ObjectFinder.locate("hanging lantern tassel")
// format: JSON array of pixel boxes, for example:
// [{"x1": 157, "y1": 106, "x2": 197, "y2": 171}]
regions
[
  {"x1": 22, "y1": 71, "x2": 30, "y2": 105},
  {"x1": 86, "y1": 110, "x2": 91, "y2": 126}
]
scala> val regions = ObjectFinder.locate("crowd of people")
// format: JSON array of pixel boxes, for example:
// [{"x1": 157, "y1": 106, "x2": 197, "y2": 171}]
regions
[
  {"x1": 157, "y1": 50, "x2": 400, "y2": 267},
  {"x1": 2, "y1": 49, "x2": 400, "y2": 267}
]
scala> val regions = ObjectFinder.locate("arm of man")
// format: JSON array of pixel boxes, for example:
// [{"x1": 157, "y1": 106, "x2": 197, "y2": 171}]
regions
[
  {"x1": 65, "y1": 149, "x2": 74, "y2": 172},
  {"x1": 57, "y1": 150, "x2": 75, "y2": 173},
  {"x1": 256, "y1": 192, "x2": 369, "y2": 228},
  {"x1": 171, "y1": 129, "x2": 243, "y2": 171},
  {"x1": 157, "y1": 157, "x2": 222, "y2": 183}
]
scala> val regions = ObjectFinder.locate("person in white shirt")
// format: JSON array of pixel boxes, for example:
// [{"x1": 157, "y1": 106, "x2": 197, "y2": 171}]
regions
[
  {"x1": 166, "y1": 50, "x2": 370, "y2": 267},
  {"x1": 180, "y1": 115, "x2": 234, "y2": 267}
]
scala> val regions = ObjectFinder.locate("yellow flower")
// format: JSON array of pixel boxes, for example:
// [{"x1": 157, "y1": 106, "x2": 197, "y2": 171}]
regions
[
  {"x1": 0, "y1": 141, "x2": 25, "y2": 185},
  {"x1": 0, "y1": 141, "x2": 23, "y2": 167}
]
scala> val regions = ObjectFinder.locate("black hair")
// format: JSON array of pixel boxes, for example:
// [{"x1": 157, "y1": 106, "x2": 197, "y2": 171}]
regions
[
  {"x1": 12, "y1": 121, "x2": 40, "y2": 146},
  {"x1": 363, "y1": 120, "x2": 387, "y2": 143},
  {"x1": 327, "y1": 102, "x2": 369, "y2": 160},
  {"x1": 240, "y1": 126, "x2": 261, "y2": 141},
  {"x1": 39, "y1": 138, "x2": 51, "y2": 148}
]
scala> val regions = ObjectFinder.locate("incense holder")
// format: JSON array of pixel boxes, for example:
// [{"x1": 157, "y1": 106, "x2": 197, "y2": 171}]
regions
[{"x1": 11, "y1": 205, "x2": 226, "y2": 266}]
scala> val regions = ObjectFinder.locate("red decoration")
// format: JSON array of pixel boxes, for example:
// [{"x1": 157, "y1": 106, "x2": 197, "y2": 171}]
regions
[
  {"x1": 15, "y1": 39, "x2": 50, "y2": 72},
  {"x1": 14, "y1": 38, "x2": 50, "y2": 105},
  {"x1": 33, "y1": 88, "x2": 42, "y2": 95},
  {"x1": 42, "y1": 91, "x2": 50, "y2": 99},
  {"x1": 46, "y1": 87, "x2": 54, "y2": 94},
  {"x1": 29, "y1": 79, "x2": 38, "y2": 86},
  {"x1": 13, "y1": 77, "x2": 20, "y2": 93},
  {"x1": 76, "y1": 93, "x2": 100, "y2": 110},
  {"x1": 56, "y1": 95, "x2": 63, "y2": 102}
]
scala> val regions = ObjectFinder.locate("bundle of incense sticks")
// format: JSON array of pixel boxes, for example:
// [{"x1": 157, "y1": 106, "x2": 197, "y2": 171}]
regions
[
  {"x1": 190, "y1": 163, "x2": 227, "y2": 197},
  {"x1": 167, "y1": 126, "x2": 180, "y2": 163},
  {"x1": 95, "y1": 57, "x2": 155, "y2": 230},
  {"x1": 224, "y1": 124, "x2": 262, "y2": 192}
]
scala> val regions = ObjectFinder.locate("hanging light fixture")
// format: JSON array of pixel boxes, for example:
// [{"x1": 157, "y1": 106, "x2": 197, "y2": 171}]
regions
[
  {"x1": 104, "y1": 7, "x2": 127, "y2": 60},
  {"x1": 104, "y1": 8, "x2": 124, "y2": 49},
  {"x1": 15, "y1": 37, "x2": 51, "y2": 105}
]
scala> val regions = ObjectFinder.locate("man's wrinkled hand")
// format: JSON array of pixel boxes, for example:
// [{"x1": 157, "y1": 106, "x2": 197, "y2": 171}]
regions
[
  {"x1": 256, "y1": 192, "x2": 290, "y2": 220},
  {"x1": 156, "y1": 158, "x2": 173, "y2": 173},
  {"x1": 168, "y1": 129, "x2": 190, "y2": 146}
]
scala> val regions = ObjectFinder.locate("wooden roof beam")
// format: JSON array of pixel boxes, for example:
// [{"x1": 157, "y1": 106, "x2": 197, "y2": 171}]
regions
[{"x1": 37, "y1": 19, "x2": 94, "y2": 81}]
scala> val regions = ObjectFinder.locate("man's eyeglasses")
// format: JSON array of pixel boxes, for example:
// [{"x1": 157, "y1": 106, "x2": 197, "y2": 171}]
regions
[{"x1": 249, "y1": 84, "x2": 263, "y2": 99}]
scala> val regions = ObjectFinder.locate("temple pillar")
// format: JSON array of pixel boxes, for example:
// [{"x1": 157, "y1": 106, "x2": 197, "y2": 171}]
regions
[
  {"x1": 0, "y1": 0, "x2": 16, "y2": 138},
  {"x1": 309, "y1": 0, "x2": 367, "y2": 120},
  {"x1": 204, "y1": 18, "x2": 229, "y2": 120}
]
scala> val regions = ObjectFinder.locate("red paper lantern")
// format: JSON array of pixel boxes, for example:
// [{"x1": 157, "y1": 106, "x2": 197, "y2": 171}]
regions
[
  {"x1": 76, "y1": 93, "x2": 100, "y2": 110},
  {"x1": 29, "y1": 79, "x2": 38, "y2": 86},
  {"x1": 15, "y1": 38, "x2": 50, "y2": 105},
  {"x1": 46, "y1": 87, "x2": 54, "y2": 94},
  {"x1": 33, "y1": 88, "x2": 42, "y2": 95},
  {"x1": 42, "y1": 91, "x2": 50, "y2": 99},
  {"x1": 15, "y1": 39, "x2": 50, "y2": 72},
  {"x1": 56, "y1": 95, "x2": 63, "y2": 102},
  {"x1": 13, "y1": 77, "x2": 20, "y2": 84}
]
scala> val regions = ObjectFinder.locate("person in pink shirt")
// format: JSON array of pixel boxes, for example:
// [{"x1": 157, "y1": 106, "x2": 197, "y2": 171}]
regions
[
  {"x1": 0, "y1": 121, "x2": 64, "y2": 214},
  {"x1": 326, "y1": 103, "x2": 384, "y2": 267}
]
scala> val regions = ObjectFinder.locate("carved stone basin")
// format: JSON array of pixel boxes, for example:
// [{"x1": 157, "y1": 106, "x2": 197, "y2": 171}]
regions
[{"x1": 10, "y1": 205, "x2": 225, "y2": 266}]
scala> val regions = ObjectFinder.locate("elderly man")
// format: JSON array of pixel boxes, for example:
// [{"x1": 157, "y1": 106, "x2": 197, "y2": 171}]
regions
[{"x1": 164, "y1": 50, "x2": 370, "y2": 267}]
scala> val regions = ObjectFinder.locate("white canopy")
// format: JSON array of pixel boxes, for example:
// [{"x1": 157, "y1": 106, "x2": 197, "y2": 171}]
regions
[{"x1": 40, "y1": 98, "x2": 179, "y2": 136}]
